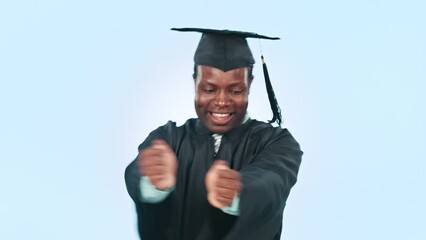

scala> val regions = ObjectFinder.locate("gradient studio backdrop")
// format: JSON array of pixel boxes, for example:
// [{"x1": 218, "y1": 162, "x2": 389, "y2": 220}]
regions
[{"x1": 1, "y1": 1, "x2": 425, "y2": 239}]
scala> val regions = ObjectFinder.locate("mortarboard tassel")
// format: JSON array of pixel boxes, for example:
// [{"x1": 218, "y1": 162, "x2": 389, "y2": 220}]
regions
[{"x1": 261, "y1": 55, "x2": 282, "y2": 125}]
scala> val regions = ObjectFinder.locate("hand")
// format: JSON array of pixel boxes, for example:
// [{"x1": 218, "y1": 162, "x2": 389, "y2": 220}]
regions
[
  {"x1": 205, "y1": 160, "x2": 242, "y2": 209},
  {"x1": 138, "y1": 140, "x2": 178, "y2": 190}
]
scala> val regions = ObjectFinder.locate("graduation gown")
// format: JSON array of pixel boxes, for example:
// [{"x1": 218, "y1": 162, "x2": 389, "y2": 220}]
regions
[{"x1": 124, "y1": 118, "x2": 302, "y2": 240}]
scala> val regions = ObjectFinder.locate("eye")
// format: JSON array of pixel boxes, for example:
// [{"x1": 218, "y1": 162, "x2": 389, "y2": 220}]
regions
[
  {"x1": 203, "y1": 88, "x2": 216, "y2": 94},
  {"x1": 230, "y1": 89, "x2": 245, "y2": 94}
]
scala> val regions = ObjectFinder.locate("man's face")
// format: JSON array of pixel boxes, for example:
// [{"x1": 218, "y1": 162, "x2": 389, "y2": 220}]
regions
[{"x1": 194, "y1": 65, "x2": 250, "y2": 134}]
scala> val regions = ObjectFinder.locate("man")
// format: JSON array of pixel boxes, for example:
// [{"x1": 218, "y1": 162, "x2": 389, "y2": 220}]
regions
[{"x1": 125, "y1": 28, "x2": 303, "y2": 240}]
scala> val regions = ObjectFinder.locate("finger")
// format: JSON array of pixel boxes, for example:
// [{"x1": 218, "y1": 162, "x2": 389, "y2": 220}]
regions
[
  {"x1": 215, "y1": 195, "x2": 233, "y2": 207},
  {"x1": 139, "y1": 157, "x2": 167, "y2": 168},
  {"x1": 139, "y1": 148, "x2": 165, "y2": 159},
  {"x1": 216, "y1": 179, "x2": 242, "y2": 191},
  {"x1": 217, "y1": 169, "x2": 240, "y2": 180},
  {"x1": 209, "y1": 161, "x2": 229, "y2": 176},
  {"x1": 139, "y1": 148, "x2": 168, "y2": 164},
  {"x1": 212, "y1": 160, "x2": 229, "y2": 168},
  {"x1": 150, "y1": 175, "x2": 175, "y2": 190},
  {"x1": 205, "y1": 166, "x2": 218, "y2": 193},
  {"x1": 151, "y1": 139, "x2": 167, "y2": 146},
  {"x1": 141, "y1": 165, "x2": 168, "y2": 176},
  {"x1": 151, "y1": 140, "x2": 172, "y2": 152},
  {"x1": 139, "y1": 161, "x2": 166, "y2": 175},
  {"x1": 139, "y1": 153, "x2": 167, "y2": 169},
  {"x1": 138, "y1": 153, "x2": 164, "y2": 169},
  {"x1": 215, "y1": 187, "x2": 236, "y2": 199},
  {"x1": 149, "y1": 174, "x2": 168, "y2": 183},
  {"x1": 208, "y1": 192, "x2": 224, "y2": 209}
]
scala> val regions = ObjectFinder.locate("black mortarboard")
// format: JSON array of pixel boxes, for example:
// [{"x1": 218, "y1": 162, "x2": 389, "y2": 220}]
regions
[{"x1": 171, "y1": 27, "x2": 283, "y2": 125}]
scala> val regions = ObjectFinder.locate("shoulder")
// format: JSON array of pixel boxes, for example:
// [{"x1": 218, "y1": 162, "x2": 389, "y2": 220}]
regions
[
  {"x1": 147, "y1": 118, "x2": 197, "y2": 135},
  {"x1": 137, "y1": 119, "x2": 198, "y2": 151},
  {"x1": 247, "y1": 119, "x2": 301, "y2": 149},
  {"x1": 247, "y1": 119, "x2": 293, "y2": 138}
]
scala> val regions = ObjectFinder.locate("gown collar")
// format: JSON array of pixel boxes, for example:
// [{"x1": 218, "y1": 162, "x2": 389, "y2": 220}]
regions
[{"x1": 194, "y1": 117, "x2": 253, "y2": 141}]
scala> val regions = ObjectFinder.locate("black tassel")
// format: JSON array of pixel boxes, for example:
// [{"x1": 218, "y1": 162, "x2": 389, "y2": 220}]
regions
[{"x1": 261, "y1": 55, "x2": 282, "y2": 125}]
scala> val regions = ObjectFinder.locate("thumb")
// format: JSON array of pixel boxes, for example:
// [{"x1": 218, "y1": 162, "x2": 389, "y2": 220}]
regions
[
  {"x1": 212, "y1": 160, "x2": 229, "y2": 170},
  {"x1": 151, "y1": 139, "x2": 170, "y2": 151},
  {"x1": 206, "y1": 160, "x2": 228, "y2": 209},
  {"x1": 206, "y1": 160, "x2": 228, "y2": 189}
]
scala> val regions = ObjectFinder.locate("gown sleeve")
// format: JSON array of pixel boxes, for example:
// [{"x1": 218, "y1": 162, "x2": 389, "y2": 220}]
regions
[
  {"x1": 139, "y1": 176, "x2": 174, "y2": 203},
  {"x1": 124, "y1": 121, "x2": 176, "y2": 203},
  {"x1": 224, "y1": 128, "x2": 303, "y2": 240},
  {"x1": 124, "y1": 121, "x2": 176, "y2": 240}
]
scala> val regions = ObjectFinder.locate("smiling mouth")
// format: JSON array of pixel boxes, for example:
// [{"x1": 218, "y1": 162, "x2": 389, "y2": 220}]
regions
[{"x1": 209, "y1": 112, "x2": 233, "y2": 125}]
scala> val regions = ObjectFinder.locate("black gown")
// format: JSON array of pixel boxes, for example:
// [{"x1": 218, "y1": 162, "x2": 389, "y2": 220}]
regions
[{"x1": 125, "y1": 118, "x2": 303, "y2": 240}]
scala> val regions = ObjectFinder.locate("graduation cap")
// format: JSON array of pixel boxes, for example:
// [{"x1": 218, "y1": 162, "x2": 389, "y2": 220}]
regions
[{"x1": 171, "y1": 27, "x2": 283, "y2": 125}]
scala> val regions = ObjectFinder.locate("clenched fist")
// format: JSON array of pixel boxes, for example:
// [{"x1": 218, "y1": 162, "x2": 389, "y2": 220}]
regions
[
  {"x1": 138, "y1": 139, "x2": 178, "y2": 190},
  {"x1": 205, "y1": 160, "x2": 242, "y2": 209}
]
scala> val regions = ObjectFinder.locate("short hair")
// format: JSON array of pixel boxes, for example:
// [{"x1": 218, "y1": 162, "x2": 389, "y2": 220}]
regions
[{"x1": 192, "y1": 65, "x2": 254, "y2": 82}]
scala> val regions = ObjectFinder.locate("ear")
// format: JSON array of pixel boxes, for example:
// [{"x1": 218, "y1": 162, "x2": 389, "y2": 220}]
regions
[
  {"x1": 246, "y1": 76, "x2": 253, "y2": 94},
  {"x1": 247, "y1": 75, "x2": 254, "y2": 87},
  {"x1": 248, "y1": 76, "x2": 253, "y2": 85}
]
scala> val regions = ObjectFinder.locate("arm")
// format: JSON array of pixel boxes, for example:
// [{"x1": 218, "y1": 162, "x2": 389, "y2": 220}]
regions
[
  {"x1": 125, "y1": 139, "x2": 177, "y2": 203},
  {"x1": 139, "y1": 140, "x2": 177, "y2": 191},
  {"x1": 205, "y1": 160, "x2": 242, "y2": 216},
  {"x1": 224, "y1": 130, "x2": 303, "y2": 240},
  {"x1": 124, "y1": 122, "x2": 178, "y2": 239},
  {"x1": 139, "y1": 176, "x2": 174, "y2": 203}
]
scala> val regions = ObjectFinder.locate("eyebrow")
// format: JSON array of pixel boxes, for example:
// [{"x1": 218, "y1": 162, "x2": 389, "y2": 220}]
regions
[{"x1": 203, "y1": 79, "x2": 247, "y2": 86}]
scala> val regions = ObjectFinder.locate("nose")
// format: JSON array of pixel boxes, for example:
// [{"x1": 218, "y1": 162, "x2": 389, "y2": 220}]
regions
[{"x1": 214, "y1": 90, "x2": 230, "y2": 107}]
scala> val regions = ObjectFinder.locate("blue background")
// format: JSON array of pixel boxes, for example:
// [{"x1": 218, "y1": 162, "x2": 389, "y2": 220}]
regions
[{"x1": 1, "y1": 1, "x2": 425, "y2": 239}]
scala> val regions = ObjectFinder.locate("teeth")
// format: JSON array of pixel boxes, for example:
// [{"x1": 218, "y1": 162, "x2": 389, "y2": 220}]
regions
[{"x1": 212, "y1": 113, "x2": 230, "y2": 118}]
